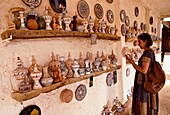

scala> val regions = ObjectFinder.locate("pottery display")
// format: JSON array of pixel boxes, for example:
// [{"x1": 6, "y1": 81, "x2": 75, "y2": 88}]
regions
[
  {"x1": 71, "y1": 14, "x2": 77, "y2": 31},
  {"x1": 29, "y1": 55, "x2": 42, "y2": 72},
  {"x1": 77, "y1": 0, "x2": 90, "y2": 18},
  {"x1": 75, "y1": 84, "x2": 87, "y2": 101},
  {"x1": 9, "y1": 7, "x2": 25, "y2": 29},
  {"x1": 82, "y1": 18, "x2": 88, "y2": 32},
  {"x1": 88, "y1": 16, "x2": 94, "y2": 33},
  {"x1": 100, "y1": 51, "x2": 106, "y2": 61},
  {"x1": 106, "y1": 72, "x2": 113, "y2": 86},
  {"x1": 78, "y1": 68, "x2": 85, "y2": 76},
  {"x1": 78, "y1": 52, "x2": 85, "y2": 68},
  {"x1": 60, "y1": 89, "x2": 73, "y2": 103},
  {"x1": 107, "y1": 9, "x2": 114, "y2": 23},
  {"x1": 109, "y1": 50, "x2": 117, "y2": 68},
  {"x1": 101, "y1": 61, "x2": 107, "y2": 70},
  {"x1": 85, "y1": 59, "x2": 91, "y2": 74},
  {"x1": 37, "y1": 16, "x2": 46, "y2": 30},
  {"x1": 89, "y1": 53, "x2": 95, "y2": 72},
  {"x1": 19, "y1": 11, "x2": 27, "y2": 30},
  {"x1": 26, "y1": 4, "x2": 39, "y2": 23},
  {"x1": 101, "y1": 19, "x2": 106, "y2": 33},
  {"x1": 65, "y1": 52, "x2": 74, "y2": 78},
  {"x1": 63, "y1": 10, "x2": 72, "y2": 31},
  {"x1": 60, "y1": 56, "x2": 66, "y2": 76},
  {"x1": 40, "y1": 66, "x2": 53, "y2": 86},
  {"x1": 43, "y1": 7, "x2": 52, "y2": 30},
  {"x1": 12, "y1": 57, "x2": 32, "y2": 93},
  {"x1": 72, "y1": 59, "x2": 80, "y2": 77},
  {"x1": 30, "y1": 64, "x2": 42, "y2": 90},
  {"x1": 94, "y1": 3, "x2": 104, "y2": 19},
  {"x1": 58, "y1": 13, "x2": 63, "y2": 31},
  {"x1": 48, "y1": 52, "x2": 65, "y2": 83}
]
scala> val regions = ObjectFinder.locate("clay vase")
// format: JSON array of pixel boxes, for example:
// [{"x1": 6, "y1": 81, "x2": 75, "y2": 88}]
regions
[
  {"x1": 27, "y1": 19, "x2": 38, "y2": 30},
  {"x1": 30, "y1": 64, "x2": 42, "y2": 90},
  {"x1": 38, "y1": 16, "x2": 46, "y2": 30},
  {"x1": 41, "y1": 66, "x2": 53, "y2": 86},
  {"x1": 65, "y1": 52, "x2": 74, "y2": 78}
]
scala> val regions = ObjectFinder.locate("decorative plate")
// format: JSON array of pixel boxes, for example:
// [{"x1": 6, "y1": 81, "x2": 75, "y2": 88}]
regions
[
  {"x1": 49, "y1": 0, "x2": 66, "y2": 13},
  {"x1": 106, "y1": 73, "x2": 113, "y2": 86},
  {"x1": 125, "y1": 16, "x2": 130, "y2": 26},
  {"x1": 94, "y1": 3, "x2": 104, "y2": 19},
  {"x1": 106, "y1": 0, "x2": 113, "y2": 3},
  {"x1": 135, "y1": 7, "x2": 139, "y2": 17},
  {"x1": 75, "y1": 84, "x2": 87, "y2": 101},
  {"x1": 19, "y1": 105, "x2": 41, "y2": 115},
  {"x1": 60, "y1": 89, "x2": 73, "y2": 103},
  {"x1": 113, "y1": 71, "x2": 117, "y2": 84},
  {"x1": 134, "y1": 20, "x2": 138, "y2": 30},
  {"x1": 22, "y1": 0, "x2": 42, "y2": 8},
  {"x1": 140, "y1": 22, "x2": 144, "y2": 31},
  {"x1": 126, "y1": 68, "x2": 130, "y2": 77},
  {"x1": 121, "y1": 24, "x2": 126, "y2": 36},
  {"x1": 107, "y1": 10, "x2": 114, "y2": 23},
  {"x1": 151, "y1": 27, "x2": 154, "y2": 33},
  {"x1": 120, "y1": 10, "x2": 126, "y2": 22},
  {"x1": 77, "y1": 0, "x2": 90, "y2": 18},
  {"x1": 143, "y1": 24, "x2": 147, "y2": 31},
  {"x1": 149, "y1": 16, "x2": 153, "y2": 25}
]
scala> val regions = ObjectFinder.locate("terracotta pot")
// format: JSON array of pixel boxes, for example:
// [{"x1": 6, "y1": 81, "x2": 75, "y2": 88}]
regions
[{"x1": 27, "y1": 19, "x2": 38, "y2": 30}]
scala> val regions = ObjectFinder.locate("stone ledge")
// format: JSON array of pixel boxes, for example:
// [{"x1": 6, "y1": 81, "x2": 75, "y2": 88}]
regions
[
  {"x1": 1, "y1": 29, "x2": 120, "y2": 41},
  {"x1": 11, "y1": 66, "x2": 121, "y2": 102}
]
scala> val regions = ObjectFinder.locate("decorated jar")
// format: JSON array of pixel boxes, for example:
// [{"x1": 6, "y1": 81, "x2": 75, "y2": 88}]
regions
[
  {"x1": 12, "y1": 57, "x2": 32, "y2": 93},
  {"x1": 40, "y1": 66, "x2": 53, "y2": 87},
  {"x1": 43, "y1": 6, "x2": 52, "y2": 30},
  {"x1": 63, "y1": 10, "x2": 71, "y2": 31},
  {"x1": 72, "y1": 59, "x2": 80, "y2": 77},
  {"x1": 30, "y1": 64, "x2": 42, "y2": 90},
  {"x1": 65, "y1": 52, "x2": 74, "y2": 78}
]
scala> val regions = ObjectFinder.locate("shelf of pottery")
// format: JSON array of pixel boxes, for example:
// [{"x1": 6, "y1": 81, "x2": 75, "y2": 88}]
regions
[
  {"x1": 11, "y1": 50, "x2": 121, "y2": 102},
  {"x1": 1, "y1": 6, "x2": 120, "y2": 45}
]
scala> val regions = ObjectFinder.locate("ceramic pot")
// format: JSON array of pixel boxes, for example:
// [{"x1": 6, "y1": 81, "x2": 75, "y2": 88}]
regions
[
  {"x1": 41, "y1": 66, "x2": 53, "y2": 86},
  {"x1": 30, "y1": 64, "x2": 42, "y2": 90}
]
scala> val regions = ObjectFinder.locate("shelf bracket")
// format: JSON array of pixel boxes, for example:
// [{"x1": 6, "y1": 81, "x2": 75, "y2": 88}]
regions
[{"x1": 2, "y1": 35, "x2": 12, "y2": 46}]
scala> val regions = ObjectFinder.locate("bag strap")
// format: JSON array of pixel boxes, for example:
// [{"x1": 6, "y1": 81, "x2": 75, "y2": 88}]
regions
[{"x1": 147, "y1": 49, "x2": 155, "y2": 74}]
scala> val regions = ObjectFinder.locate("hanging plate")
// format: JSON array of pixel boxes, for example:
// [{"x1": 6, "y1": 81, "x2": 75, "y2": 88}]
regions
[
  {"x1": 149, "y1": 16, "x2": 153, "y2": 25},
  {"x1": 113, "y1": 71, "x2": 117, "y2": 84},
  {"x1": 120, "y1": 10, "x2": 126, "y2": 22},
  {"x1": 135, "y1": 7, "x2": 139, "y2": 17},
  {"x1": 60, "y1": 89, "x2": 73, "y2": 103},
  {"x1": 125, "y1": 16, "x2": 130, "y2": 26},
  {"x1": 77, "y1": 0, "x2": 90, "y2": 18},
  {"x1": 75, "y1": 84, "x2": 87, "y2": 101},
  {"x1": 126, "y1": 68, "x2": 130, "y2": 77},
  {"x1": 107, "y1": 10, "x2": 114, "y2": 23},
  {"x1": 106, "y1": 0, "x2": 113, "y2": 3},
  {"x1": 121, "y1": 24, "x2": 126, "y2": 36},
  {"x1": 106, "y1": 73, "x2": 113, "y2": 86},
  {"x1": 144, "y1": 24, "x2": 147, "y2": 31},
  {"x1": 22, "y1": 0, "x2": 42, "y2": 8},
  {"x1": 49, "y1": 0, "x2": 66, "y2": 13},
  {"x1": 140, "y1": 22, "x2": 144, "y2": 31},
  {"x1": 19, "y1": 105, "x2": 41, "y2": 115},
  {"x1": 94, "y1": 3, "x2": 104, "y2": 19},
  {"x1": 134, "y1": 20, "x2": 138, "y2": 30}
]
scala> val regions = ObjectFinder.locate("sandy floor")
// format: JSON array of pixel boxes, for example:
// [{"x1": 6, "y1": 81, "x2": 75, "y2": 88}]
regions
[{"x1": 159, "y1": 72, "x2": 170, "y2": 115}]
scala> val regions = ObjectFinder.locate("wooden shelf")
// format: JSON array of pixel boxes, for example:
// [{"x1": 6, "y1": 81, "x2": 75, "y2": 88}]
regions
[
  {"x1": 1, "y1": 29, "x2": 120, "y2": 41},
  {"x1": 125, "y1": 37, "x2": 137, "y2": 42},
  {"x1": 11, "y1": 66, "x2": 121, "y2": 102}
]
